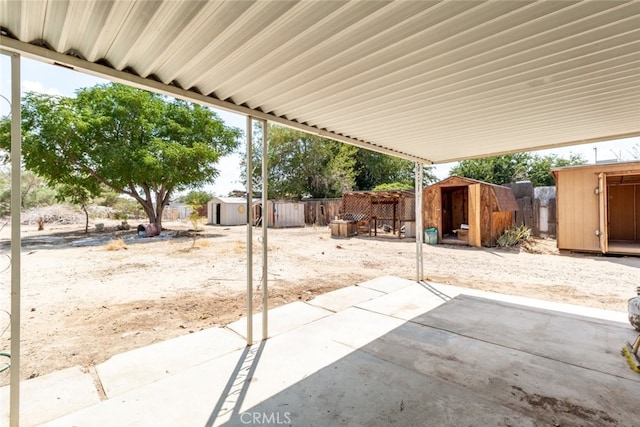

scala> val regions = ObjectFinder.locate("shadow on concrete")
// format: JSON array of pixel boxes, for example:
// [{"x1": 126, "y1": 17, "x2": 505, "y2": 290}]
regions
[
  {"x1": 220, "y1": 296, "x2": 639, "y2": 427},
  {"x1": 417, "y1": 280, "x2": 452, "y2": 302},
  {"x1": 205, "y1": 342, "x2": 266, "y2": 427}
]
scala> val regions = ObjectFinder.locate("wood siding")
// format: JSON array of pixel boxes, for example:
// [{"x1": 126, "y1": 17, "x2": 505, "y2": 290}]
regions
[
  {"x1": 302, "y1": 199, "x2": 342, "y2": 226},
  {"x1": 423, "y1": 176, "x2": 517, "y2": 247},
  {"x1": 608, "y1": 185, "x2": 635, "y2": 241},
  {"x1": 554, "y1": 161, "x2": 640, "y2": 254}
]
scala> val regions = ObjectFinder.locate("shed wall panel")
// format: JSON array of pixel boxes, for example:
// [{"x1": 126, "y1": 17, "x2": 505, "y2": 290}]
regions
[
  {"x1": 555, "y1": 168, "x2": 600, "y2": 252},
  {"x1": 468, "y1": 184, "x2": 481, "y2": 247},
  {"x1": 268, "y1": 201, "x2": 304, "y2": 228},
  {"x1": 221, "y1": 203, "x2": 247, "y2": 226},
  {"x1": 608, "y1": 185, "x2": 635, "y2": 241},
  {"x1": 480, "y1": 185, "x2": 492, "y2": 246},
  {"x1": 637, "y1": 185, "x2": 640, "y2": 241},
  {"x1": 492, "y1": 212, "x2": 515, "y2": 245},
  {"x1": 423, "y1": 187, "x2": 440, "y2": 232},
  {"x1": 207, "y1": 200, "x2": 214, "y2": 224}
]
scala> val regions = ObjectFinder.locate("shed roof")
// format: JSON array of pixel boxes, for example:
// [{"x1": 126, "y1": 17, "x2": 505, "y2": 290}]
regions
[
  {"x1": 551, "y1": 160, "x2": 640, "y2": 174},
  {"x1": 2, "y1": 1, "x2": 639, "y2": 163},
  {"x1": 551, "y1": 160, "x2": 640, "y2": 181},
  {"x1": 209, "y1": 197, "x2": 255, "y2": 204}
]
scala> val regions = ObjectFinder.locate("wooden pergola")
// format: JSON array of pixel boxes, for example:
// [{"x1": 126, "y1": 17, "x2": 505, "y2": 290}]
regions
[{"x1": 342, "y1": 190, "x2": 415, "y2": 238}]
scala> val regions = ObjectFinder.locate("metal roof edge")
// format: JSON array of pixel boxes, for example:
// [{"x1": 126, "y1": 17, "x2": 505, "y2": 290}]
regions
[
  {"x1": 551, "y1": 159, "x2": 640, "y2": 173},
  {"x1": 0, "y1": 37, "x2": 433, "y2": 164}
]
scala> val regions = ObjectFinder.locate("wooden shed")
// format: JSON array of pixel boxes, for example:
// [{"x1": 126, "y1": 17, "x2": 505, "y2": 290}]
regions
[
  {"x1": 552, "y1": 161, "x2": 640, "y2": 255},
  {"x1": 423, "y1": 176, "x2": 518, "y2": 247}
]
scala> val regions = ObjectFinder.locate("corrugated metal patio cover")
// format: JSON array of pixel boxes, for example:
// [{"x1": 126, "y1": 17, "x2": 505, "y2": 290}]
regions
[{"x1": 1, "y1": 0, "x2": 639, "y2": 163}]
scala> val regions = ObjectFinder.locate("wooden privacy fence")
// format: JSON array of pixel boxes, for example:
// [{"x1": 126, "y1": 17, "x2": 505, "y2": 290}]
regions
[{"x1": 302, "y1": 198, "x2": 343, "y2": 226}]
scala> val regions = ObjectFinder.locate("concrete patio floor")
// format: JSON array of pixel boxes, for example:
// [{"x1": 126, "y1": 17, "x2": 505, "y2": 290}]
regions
[{"x1": 3, "y1": 276, "x2": 639, "y2": 426}]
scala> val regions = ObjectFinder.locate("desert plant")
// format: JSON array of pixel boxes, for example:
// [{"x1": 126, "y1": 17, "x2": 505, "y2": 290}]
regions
[
  {"x1": 496, "y1": 225, "x2": 531, "y2": 247},
  {"x1": 188, "y1": 206, "x2": 207, "y2": 248}
]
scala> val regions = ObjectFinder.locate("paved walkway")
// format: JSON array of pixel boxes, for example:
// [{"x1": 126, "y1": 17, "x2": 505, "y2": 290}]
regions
[{"x1": 2, "y1": 276, "x2": 637, "y2": 426}]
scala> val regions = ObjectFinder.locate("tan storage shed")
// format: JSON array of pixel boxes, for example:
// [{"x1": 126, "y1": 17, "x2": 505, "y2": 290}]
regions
[
  {"x1": 423, "y1": 176, "x2": 518, "y2": 247},
  {"x1": 552, "y1": 161, "x2": 640, "y2": 255}
]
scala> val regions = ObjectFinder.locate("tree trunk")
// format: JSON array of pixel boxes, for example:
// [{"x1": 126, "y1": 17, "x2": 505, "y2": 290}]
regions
[
  {"x1": 82, "y1": 203, "x2": 89, "y2": 234},
  {"x1": 130, "y1": 185, "x2": 171, "y2": 234},
  {"x1": 138, "y1": 199, "x2": 164, "y2": 232},
  {"x1": 154, "y1": 213, "x2": 163, "y2": 232}
]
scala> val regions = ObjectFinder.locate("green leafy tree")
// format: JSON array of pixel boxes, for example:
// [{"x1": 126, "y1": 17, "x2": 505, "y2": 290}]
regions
[
  {"x1": 527, "y1": 153, "x2": 586, "y2": 186},
  {"x1": 245, "y1": 125, "x2": 358, "y2": 199},
  {"x1": 242, "y1": 124, "x2": 436, "y2": 198},
  {"x1": 93, "y1": 186, "x2": 122, "y2": 207},
  {"x1": 56, "y1": 180, "x2": 98, "y2": 233},
  {"x1": 372, "y1": 182, "x2": 414, "y2": 191},
  {"x1": 449, "y1": 153, "x2": 531, "y2": 185},
  {"x1": 178, "y1": 190, "x2": 213, "y2": 206},
  {"x1": 449, "y1": 153, "x2": 585, "y2": 186},
  {"x1": 354, "y1": 150, "x2": 437, "y2": 190},
  {"x1": 0, "y1": 83, "x2": 241, "y2": 230},
  {"x1": 0, "y1": 169, "x2": 57, "y2": 216}
]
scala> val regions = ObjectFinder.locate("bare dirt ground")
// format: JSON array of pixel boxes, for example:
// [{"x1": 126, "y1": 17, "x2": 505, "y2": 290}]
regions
[{"x1": 0, "y1": 218, "x2": 638, "y2": 386}]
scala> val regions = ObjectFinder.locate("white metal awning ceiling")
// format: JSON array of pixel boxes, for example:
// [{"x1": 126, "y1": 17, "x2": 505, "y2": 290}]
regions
[{"x1": 1, "y1": 0, "x2": 639, "y2": 164}]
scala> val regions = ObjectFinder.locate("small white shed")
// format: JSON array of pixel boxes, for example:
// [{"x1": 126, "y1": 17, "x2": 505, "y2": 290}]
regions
[{"x1": 207, "y1": 197, "x2": 248, "y2": 226}]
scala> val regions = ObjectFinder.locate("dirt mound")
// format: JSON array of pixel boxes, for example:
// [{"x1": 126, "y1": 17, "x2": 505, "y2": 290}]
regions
[{"x1": 21, "y1": 204, "x2": 85, "y2": 226}]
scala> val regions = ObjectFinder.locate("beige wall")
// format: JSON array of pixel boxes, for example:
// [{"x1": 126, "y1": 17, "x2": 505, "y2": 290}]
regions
[
  {"x1": 555, "y1": 162, "x2": 640, "y2": 252},
  {"x1": 556, "y1": 168, "x2": 600, "y2": 252}
]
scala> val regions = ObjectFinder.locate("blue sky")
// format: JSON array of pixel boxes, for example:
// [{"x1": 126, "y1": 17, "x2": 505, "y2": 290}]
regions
[{"x1": 1, "y1": 55, "x2": 639, "y2": 195}]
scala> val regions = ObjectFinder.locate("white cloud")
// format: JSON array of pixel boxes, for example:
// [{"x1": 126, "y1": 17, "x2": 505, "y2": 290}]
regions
[{"x1": 22, "y1": 80, "x2": 63, "y2": 96}]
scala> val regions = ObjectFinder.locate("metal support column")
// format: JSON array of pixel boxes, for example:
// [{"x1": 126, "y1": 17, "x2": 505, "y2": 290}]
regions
[
  {"x1": 260, "y1": 120, "x2": 268, "y2": 340},
  {"x1": 9, "y1": 52, "x2": 21, "y2": 427},
  {"x1": 245, "y1": 116, "x2": 253, "y2": 345},
  {"x1": 415, "y1": 162, "x2": 424, "y2": 281}
]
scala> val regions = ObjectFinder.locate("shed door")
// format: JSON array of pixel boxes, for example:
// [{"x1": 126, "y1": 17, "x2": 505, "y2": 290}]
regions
[
  {"x1": 468, "y1": 184, "x2": 482, "y2": 247},
  {"x1": 598, "y1": 173, "x2": 608, "y2": 253}
]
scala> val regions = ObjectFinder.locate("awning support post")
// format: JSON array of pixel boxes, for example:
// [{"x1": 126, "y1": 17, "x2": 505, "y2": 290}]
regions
[
  {"x1": 415, "y1": 162, "x2": 424, "y2": 281},
  {"x1": 245, "y1": 116, "x2": 253, "y2": 345},
  {"x1": 10, "y1": 52, "x2": 22, "y2": 427},
  {"x1": 260, "y1": 120, "x2": 268, "y2": 340}
]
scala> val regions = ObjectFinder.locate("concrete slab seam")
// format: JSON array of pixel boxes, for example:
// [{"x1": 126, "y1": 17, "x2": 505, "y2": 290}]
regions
[
  {"x1": 88, "y1": 366, "x2": 108, "y2": 401},
  {"x1": 408, "y1": 318, "x2": 638, "y2": 383}
]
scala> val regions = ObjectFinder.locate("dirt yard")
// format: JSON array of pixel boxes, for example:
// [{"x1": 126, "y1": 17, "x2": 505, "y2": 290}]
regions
[{"x1": 1, "y1": 218, "x2": 638, "y2": 386}]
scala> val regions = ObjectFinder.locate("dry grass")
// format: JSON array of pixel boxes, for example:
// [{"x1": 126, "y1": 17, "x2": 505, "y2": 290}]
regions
[
  {"x1": 104, "y1": 238, "x2": 127, "y2": 251},
  {"x1": 194, "y1": 239, "x2": 211, "y2": 248},
  {"x1": 232, "y1": 240, "x2": 246, "y2": 254}
]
